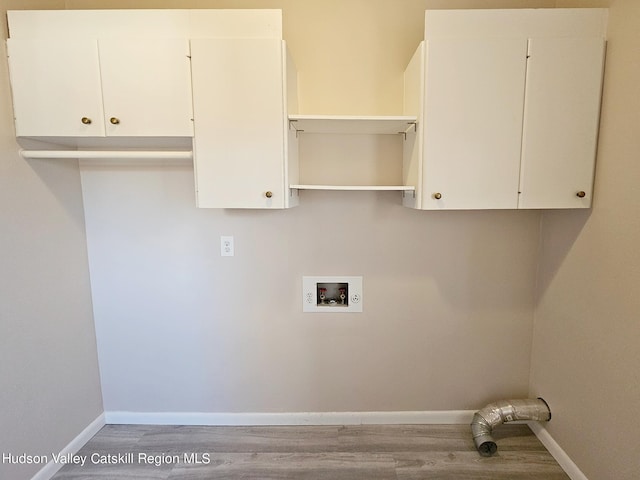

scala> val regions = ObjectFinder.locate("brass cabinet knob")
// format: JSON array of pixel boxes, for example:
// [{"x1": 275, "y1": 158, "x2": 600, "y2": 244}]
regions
[
  {"x1": 433, "y1": 192, "x2": 442, "y2": 200},
  {"x1": 576, "y1": 191, "x2": 586, "y2": 198},
  {"x1": 81, "y1": 117, "x2": 92, "y2": 125},
  {"x1": 265, "y1": 191, "x2": 273, "y2": 198},
  {"x1": 110, "y1": 117, "x2": 120, "y2": 125}
]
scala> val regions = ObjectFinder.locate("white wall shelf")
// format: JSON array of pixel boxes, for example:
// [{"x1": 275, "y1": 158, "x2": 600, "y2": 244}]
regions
[
  {"x1": 290, "y1": 184, "x2": 415, "y2": 191},
  {"x1": 288, "y1": 115, "x2": 417, "y2": 135},
  {"x1": 290, "y1": 115, "x2": 415, "y2": 195}
]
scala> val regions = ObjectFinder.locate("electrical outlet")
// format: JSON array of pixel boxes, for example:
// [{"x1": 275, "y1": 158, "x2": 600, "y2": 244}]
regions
[{"x1": 221, "y1": 236, "x2": 234, "y2": 257}]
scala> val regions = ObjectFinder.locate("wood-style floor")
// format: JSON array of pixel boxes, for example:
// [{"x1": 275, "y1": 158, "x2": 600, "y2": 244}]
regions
[{"x1": 51, "y1": 424, "x2": 569, "y2": 479}]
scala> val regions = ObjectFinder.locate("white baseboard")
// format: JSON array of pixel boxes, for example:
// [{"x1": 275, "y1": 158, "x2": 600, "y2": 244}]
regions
[
  {"x1": 105, "y1": 410, "x2": 476, "y2": 426},
  {"x1": 528, "y1": 422, "x2": 588, "y2": 480},
  {"x1": 31, "y1": 413, "x2": 106, "y2": 480}
]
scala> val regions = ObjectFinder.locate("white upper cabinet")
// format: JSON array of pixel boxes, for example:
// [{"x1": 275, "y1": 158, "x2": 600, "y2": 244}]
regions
[
  {"x1": 7, "y1": 39, "x2": 105, "y2": 137},
  {"x1": 404, "y1": 9, "x2": 607, "y2": 210},
  {"x1": 7, "y1": 9, "x2": 295, "y2": 209},
  {"x1": 191, "y1": 38, "x2": 296, "y2": 209},
  {"x1": 98, "y1": 39, "x2": 193, "y2": 137},
  {"x1": 518, "y1": 37, "x2": 606, "y2": 209},
  {"x1": 7, "y1": 37, "x2": 193, "y2": 138},
  {"x1": 422, "y1": 38, "x2": 528, "y2": 210}
]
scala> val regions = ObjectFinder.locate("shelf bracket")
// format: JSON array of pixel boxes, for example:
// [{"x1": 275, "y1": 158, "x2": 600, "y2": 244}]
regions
[
  {"x1": 399, "y1": 121, "x2": 418, "y2": 140},
  {"x1": 288, "y1": 119, "x2": 304, "y2": 138},
  {"x1": 402, "y1": 190, "x2": 416, "y2": 199}
]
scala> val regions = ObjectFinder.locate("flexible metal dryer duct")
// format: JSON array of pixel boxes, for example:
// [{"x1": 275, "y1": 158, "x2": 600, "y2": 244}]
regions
[{"x1": 471, "y1": 398, "x2": 551, "y2": 456}]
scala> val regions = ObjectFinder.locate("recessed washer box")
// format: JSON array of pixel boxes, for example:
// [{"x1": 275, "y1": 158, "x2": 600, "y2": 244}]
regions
[{"x1": 302, "y1": 276, "x2": 363, "y2": 313}]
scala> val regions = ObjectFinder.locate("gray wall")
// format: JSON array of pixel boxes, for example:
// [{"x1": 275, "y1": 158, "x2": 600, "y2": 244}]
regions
[
  {"x1": 81, "y1": 168, "x2": 540, "y2": 413},
  {"x1": 530, "y1": 0, "x2": 640, "y2": 479},
  {"x1": 0, "y1": 2, "x2": 103, "y2": 479}
]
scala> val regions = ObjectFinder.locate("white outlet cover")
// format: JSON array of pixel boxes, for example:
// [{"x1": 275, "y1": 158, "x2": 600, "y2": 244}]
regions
[
  {"x1": 220, "y1": 236, "x2": 234, "y2": 257},
  {"x1": 302, "y1": 276, "x2": 363, "y2": 313}
]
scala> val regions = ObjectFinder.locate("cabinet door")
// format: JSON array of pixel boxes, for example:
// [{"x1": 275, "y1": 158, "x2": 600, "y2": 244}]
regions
[
  {"x1": 7, "y1": 39, "x2": 105, "y2": 136},
  {"x1": 422, "y1": 38, "x2": 528, "y2": 209},
  {"x1": 191, "y1": 38, "x2": 286, "y2": 208},
  {"x1": 99, "y1": 39, "x2": 194, "y2": 137},
  {"x1": 518, "y1": 38, "x2": 605, "y2": 209}
]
